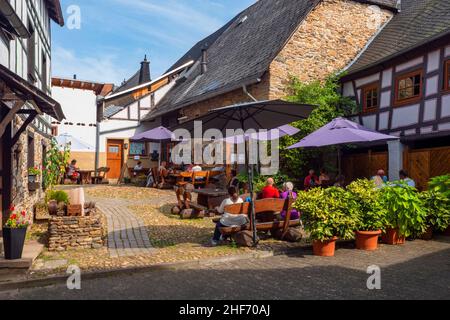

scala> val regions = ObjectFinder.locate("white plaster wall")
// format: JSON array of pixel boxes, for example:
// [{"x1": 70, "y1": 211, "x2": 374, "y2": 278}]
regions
[
  {"x1": 426, "y1": 75, "x2": 439, "y2": 97},
  {"x1": 424, "y1": 98, "x2": 437, "y2": 122},
  {"x1": 391, "y1": 104, "x2": 420, "y2": 129},
  {"x1": 52, "y1": 87, "x2": 98, "y2": 147},
  {"x1": 427, "y1": 50, "x2": 441, "y2": 73},
  {"x1": 381, "y1": 68, "x2": 393, "y2": 88},
  {"x1": 442, "y1": 94, "x2": 450, "y2": 118},
  {"x1": 355, "y1": 73, "x2": 380, "y2": 88},
  {"x1": 396, "y1": 56, "x2": 424, "y2": 73},
  {"x1": 342, "y1": 82, "x2": 354, "y2": 97}
]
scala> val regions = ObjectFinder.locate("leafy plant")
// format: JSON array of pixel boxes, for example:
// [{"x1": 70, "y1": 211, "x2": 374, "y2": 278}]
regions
[
  {"x1": 43, "y1": 138, "x2": 71, "y2": 190},
  {"x1": 428, "y1": 175, "x2": 450, "y2": 200},
  {"x1": 5, "y1": 206, "x2": 30, "y2": 229},
  {"x1": 294, "y1": 187, "x2": 358, "y2": 241},
  {"x1": 420, "y1": 190, "x2": 450, "y2": 232},
  {"x1": 46, "y1": 190, "x2": 70, "y2": 205},
  {"x1": 379, "y1": 183, "x2": 427, "y2": 237},
  {"x1": 28, "y1": 167, "x2": 41, "y2": 176},
  {"x1": 346, "y1": 179, "x2": 387, "y2": 231}
]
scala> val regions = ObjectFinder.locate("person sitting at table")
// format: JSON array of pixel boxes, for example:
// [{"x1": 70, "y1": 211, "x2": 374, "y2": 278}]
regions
[
  {"x1": 372, "y1": 169, "x2": 388, "y2": 189},
  {"x1": 261, "y1": 178, "x2": 280, "y2": 199},
  {"x1": 334, "y1": 174, "x2": 346, "y2": 188},
  {"x1": 211, "y1": 186, "x2": 248, "y2": 246},
  {"x1": 192, "y1": 164, "x2": 203, "y2": 172},
  {"x1": 279, "y1": 182, "x2": 300, "y2": 220},
  {"x1": 319, "y1": 169, "x2": 331, "y2": 187},
  {"x1": 304, "y1": 169, "x2": 319, "y2": 190},
  {"x1": 67, "y1": 160, "x2": 81, "y2": 184}
]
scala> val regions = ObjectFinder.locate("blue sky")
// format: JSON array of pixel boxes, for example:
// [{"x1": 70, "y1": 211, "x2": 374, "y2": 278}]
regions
[{"x1": 52, "y1": 0, "x2": 255, "y2": 85}]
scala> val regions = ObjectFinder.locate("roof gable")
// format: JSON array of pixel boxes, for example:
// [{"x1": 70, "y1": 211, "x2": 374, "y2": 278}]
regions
[{"x1": 145, "y1": 0, "x2": 320, "y2": 121}]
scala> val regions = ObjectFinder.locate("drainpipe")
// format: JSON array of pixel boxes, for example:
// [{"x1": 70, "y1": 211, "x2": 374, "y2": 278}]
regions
[{"x1": 95, "y1": 100, "x2": 104, "y2": 175}]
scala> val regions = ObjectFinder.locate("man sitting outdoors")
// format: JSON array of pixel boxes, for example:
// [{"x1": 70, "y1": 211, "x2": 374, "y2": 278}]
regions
[{"x1": 261, "y1": 178, "x2": 280, "y2": 199}]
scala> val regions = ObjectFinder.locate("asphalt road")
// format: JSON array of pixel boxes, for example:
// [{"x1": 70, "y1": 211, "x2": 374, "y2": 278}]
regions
[{"x1": 1, "y1": 238, "x2": 449, "y2": 300}]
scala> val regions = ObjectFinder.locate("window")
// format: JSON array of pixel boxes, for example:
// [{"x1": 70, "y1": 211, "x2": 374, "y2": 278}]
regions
[
  {"x1": 108, "y1": 146, "x2": 120, "y2": 154},
  {"x1": 129, "y1": 142, "x2": 146, "y2": 156},
  {"x1": 362, "y1": 83, "x2": 379, "y2": 112},
  {"x1": 395, "y1": 70, "x2": 423, "y2": 105},
  {"x1": 444, "y1": 60, "x2": 450, "y2": 92}
]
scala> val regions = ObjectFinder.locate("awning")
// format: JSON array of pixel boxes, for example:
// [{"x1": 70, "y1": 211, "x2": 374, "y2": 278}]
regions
[{"x1": 0, "y1": 64, "x2": 65, "y2": 121}]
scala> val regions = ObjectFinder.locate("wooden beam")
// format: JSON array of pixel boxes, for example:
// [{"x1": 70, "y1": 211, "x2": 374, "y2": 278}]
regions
[
  {"x1": 0, "y1": 100, "x2": 25, "y2": 138},
  {"x1": 11, "y1": 110, "x2": 37, "y2": 146},
  {"x1": 1, "y1": 107, "x2": 12, "y2": 226}
]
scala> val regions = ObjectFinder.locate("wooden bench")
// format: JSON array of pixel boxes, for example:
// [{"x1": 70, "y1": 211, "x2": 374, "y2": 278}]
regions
[
  {"x1": 92, "y1": 167, "x2": 110, "y2": 184},
  {"x1": 219, "y1": 198, "x2": 300, "y2": 240}
]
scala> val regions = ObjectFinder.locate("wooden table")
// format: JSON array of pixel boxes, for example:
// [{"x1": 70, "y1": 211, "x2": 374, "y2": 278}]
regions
[
  {"x1": 79, "y1": 170, "x2": 94, "y2": 185},
  {"x1": 193, "y1": 188, "x2": 229, "y2": 210}
]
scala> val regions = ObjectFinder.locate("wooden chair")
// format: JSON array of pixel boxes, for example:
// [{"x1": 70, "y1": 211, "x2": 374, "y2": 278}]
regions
[
  {"x1": 176, "y1": 171, "x2": 194, "y2": 187},
  {"x1": 91, "y1": 167, "x2": 110, "y2": 184},
  {"x1": 193, "y1": 171, "x2": 209, "y2": 188},
  {"x1": 218, "y1": 198, "x2": 300, "y2": 240}
]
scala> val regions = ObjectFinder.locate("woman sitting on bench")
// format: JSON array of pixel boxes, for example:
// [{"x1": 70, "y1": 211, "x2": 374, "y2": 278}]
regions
[
  {"x1": 280, "y1": 182, "x2": 300, "y2": 220},
  {"x1": 210, "y1": 186, "x2": 249, "y2": 246}
]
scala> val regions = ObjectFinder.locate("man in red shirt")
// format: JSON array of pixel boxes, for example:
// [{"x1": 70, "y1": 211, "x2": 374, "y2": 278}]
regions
[{"x1": 261, "y1": 178, "x2": 280, "y2": 199}]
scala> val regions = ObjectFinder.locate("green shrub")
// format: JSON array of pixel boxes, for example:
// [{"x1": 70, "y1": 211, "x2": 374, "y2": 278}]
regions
[
  {"x1": 420, "y1": 190, "x2": 450, "y2": 232},
  {"x1": 294, "y1": 187, "x2": 358, "y2": 241},
  {"x1": 347, "y1": 179, "x2": 387, "y2": 232},
  {"x1": 46, "y1": 190, "x2": 70, "y2": 205},
  {"x1": 428, "y1": 175, "x2": 450, "y2": 200},
  {"x1": 379, "y1": 183, "x2": 427, "y2": 237}
]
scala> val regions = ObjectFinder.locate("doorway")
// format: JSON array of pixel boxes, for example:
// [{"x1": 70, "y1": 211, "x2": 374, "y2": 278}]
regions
[{"x1": 106, "y1": 139, "x2": 124, "y2": 179}]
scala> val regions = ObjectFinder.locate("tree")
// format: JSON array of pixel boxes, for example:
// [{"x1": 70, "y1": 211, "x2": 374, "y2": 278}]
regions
[{"x1": 43, "y1": 139, "x2": 71, "y2": 190}]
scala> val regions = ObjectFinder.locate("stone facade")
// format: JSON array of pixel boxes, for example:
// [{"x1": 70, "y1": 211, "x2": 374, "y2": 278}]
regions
[
  {"x1": 48, "y1": 213, "x2": 105, "y2": 251},
  {"x1": 11, "y1": 115, "x2": 50, "y2": 221},
  {"x1": 268, "y1": 0, "x2": 393, "y2": 98},
  {"x1": 179, "y1": 0, "x2": 393, "y2": 118}
]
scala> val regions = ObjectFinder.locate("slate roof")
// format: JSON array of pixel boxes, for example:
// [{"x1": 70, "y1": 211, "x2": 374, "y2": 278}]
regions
[
  {"x1": 358, "y1": 0, "x2": 400, "y2": 10},
  {"x1": 144, "y1": 0, "x2": 321, "y2": 121},
  {"x1": 346, "y1": 0, "x2": 450, "y2": 76}
]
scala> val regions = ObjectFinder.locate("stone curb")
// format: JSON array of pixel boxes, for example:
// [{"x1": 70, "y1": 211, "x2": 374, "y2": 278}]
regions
[{"x1": 0, "y1": 245, "x2": 311, "y2": 292}]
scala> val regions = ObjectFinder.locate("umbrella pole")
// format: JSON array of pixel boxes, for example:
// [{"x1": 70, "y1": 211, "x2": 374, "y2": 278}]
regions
[
  {"x1": 337, "y1": 146, "x2": 342, "y2": 176},
  {"x1": 245, "y1": 139, "x2": 258, "y2": 246}
]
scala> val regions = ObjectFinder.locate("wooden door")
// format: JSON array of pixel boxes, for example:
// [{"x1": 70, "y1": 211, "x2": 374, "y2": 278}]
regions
[
  {"x1": 408, "y1": 150, "x2": 430, "y2": 191},
  {"x1": 106, "y1": 140, "x2": 124, "y2": 179}
]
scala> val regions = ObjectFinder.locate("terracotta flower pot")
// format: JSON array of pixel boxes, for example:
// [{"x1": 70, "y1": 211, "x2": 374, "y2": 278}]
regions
[
  {"x1": 382, "y1": 228, "x2": 405, "y2": 245},
  {"x1": 420, "y1": 227, "x2": 433, "y2": 241},
  {"x1": 47, "y1": 200, "x2": 58, "y2": 215},
  {"x1": 313, "y1": 237, "x2": 338, "y2": 257},
  {"x1": 356, "y1": 230, "x2": 382, "y2": 251}
]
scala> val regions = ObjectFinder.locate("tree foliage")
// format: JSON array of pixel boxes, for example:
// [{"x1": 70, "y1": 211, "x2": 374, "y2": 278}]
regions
[{"x1": 280, "y1": 75, "x2": 357, "y2": 178}]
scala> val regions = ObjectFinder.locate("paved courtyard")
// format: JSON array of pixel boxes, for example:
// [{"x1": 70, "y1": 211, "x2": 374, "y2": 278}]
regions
[{"x1": 2, "y1": 237, "x2": 449, "y2": 300}]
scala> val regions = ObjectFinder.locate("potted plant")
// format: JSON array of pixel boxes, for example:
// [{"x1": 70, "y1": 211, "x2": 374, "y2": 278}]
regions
[
  {"x1": 420, "y1": 190, "x2": 450, "y2": 240},
  {"x1": 3, "y1": 206, "x2": 30, "y2": 260},
  {"x1": 28, "y1": 166, "x2": 41, "y2": 183},
  {"x1": 347, "y1": 179, "x2": 386, "y2": 251},
  {"x1": 294, "y1": 187, "x2": 357, "y2": 257},
  {"x1": 46, "y1": 190, "x2": 70, "y2": 216},
  {"x1": 379, "y1": 183, "x2": 427, "y2": 245},
  {"x1": 428, "y1": 175, "x2": 450, "y2": 236}
]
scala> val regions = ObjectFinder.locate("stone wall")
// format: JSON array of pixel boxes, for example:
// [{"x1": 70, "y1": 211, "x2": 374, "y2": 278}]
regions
[
  {"x1": 11, "y1": 115, "x2": 50, "y2": 221},
  {"x1": 48, "y1": 213, "x2": 105, "y2": 251},
  {"x1": 268, "y1": 0, "x2": 393, "y2": 98},
  {"x1": 179, "y1": 0, "x2": 393, "y2": 117}
]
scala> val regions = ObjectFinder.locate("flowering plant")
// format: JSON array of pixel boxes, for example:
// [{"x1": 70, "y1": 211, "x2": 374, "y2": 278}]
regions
[
  {"x1": 5, "y1": 206, "x2": 30, "y2": 229},
  {"x1": 28, "y1": 167, "x2": 41, "y2": 176}
]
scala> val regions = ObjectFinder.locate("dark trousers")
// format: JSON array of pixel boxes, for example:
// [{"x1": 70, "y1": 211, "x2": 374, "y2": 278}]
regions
[{"x1": 213, "y1": 222, "x2": 225, "y2": 241}]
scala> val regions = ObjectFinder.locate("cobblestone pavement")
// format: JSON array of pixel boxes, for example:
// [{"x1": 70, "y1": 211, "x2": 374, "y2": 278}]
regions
[
  {"x1": 96, "y1": 199, "x2": 155, "y2": 258},
  {"x1": 2, "y1": 238, "x2": 449, "y2": 300}
]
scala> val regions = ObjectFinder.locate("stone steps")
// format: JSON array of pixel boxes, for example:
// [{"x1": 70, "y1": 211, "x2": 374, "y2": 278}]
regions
[{"x1": 0, "y1": 241, "x2": 44, "y2": 283}]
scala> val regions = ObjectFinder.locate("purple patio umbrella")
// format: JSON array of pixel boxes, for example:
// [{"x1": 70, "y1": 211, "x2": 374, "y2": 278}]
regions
[
  {"x1": 131, "y1": 126, "x2": 175, "y2": 166},
  {"x1": 287, "y1": 117, "x2": 399, "y2": 174}
]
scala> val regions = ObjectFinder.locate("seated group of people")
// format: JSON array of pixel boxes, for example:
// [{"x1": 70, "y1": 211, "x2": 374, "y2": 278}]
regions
[
  {"x1": 210, "y1": 178, "x2": 300, "y2": 246},
  {"x1": 372, "y1": 169, "x2": 416, "y2": 188},
  {"x1": 303, "y1": 169, "x2": 346, "y2": 189}
]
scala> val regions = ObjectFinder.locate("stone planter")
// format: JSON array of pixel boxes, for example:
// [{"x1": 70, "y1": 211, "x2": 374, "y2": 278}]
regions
[{"x1": 48, "y1": 214, "x2": 105, "y2": 251}]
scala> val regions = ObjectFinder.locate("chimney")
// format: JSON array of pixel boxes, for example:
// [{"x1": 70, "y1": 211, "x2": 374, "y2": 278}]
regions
[
  {"x1": 73, "y1": 74, "x2": 77, "y2": 80},
  {"x1": 201, "y1": 48, "x2": 208, "y2": 75},
  {"x1": 139, "y1": 55, "x2": 151, "y2": 84}
]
